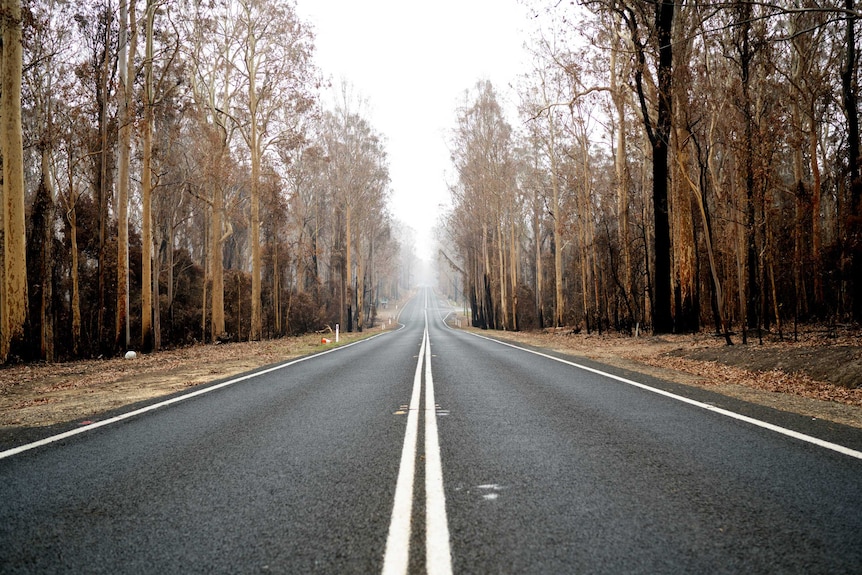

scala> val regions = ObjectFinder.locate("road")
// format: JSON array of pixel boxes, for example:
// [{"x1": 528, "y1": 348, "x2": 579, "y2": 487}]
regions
[{"x1": 2, "y1": 288, "x2": 861, "y2": 573}]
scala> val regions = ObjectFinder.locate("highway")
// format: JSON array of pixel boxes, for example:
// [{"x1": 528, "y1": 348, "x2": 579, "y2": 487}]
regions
[{"x1": 2, "y1": 288, "x2": 861, "y2": 573}]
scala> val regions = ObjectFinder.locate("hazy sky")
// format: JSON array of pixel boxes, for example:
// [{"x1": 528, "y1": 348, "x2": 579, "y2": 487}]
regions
[{"x1": 295, "y1": 0, "x2": 533, "y2": 258}]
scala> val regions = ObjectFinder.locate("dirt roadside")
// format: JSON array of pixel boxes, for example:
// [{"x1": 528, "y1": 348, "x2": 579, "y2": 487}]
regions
[{"x1": 2, "y1": 305, "x2": 861, "y2": 444}]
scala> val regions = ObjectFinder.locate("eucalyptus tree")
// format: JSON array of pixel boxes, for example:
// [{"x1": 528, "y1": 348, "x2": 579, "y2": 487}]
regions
[
  {"x1": 1, "y1": 0, "x2": 27, "y2": 361},
  {"x1": 520, "y1": 55, "x2": 569, "y2": 328},
  {"x1": 185, "y1": 0, "x2": 240, "y2": 343},
  {"x1": 842, "y1": 0, "x2": 861, "y2": 322},
  {"x1": 115, "y1": 0, "x2": 136, "y2": 351},
  {"x1": 230, "y1": 0, "x2": 315, "y2": 341},
  {"x1": 322, "y1": 97, "x2": 390, "y2": 332},
  {"x1": 449, "y1": 81, "x2": 517, "y2": 330},
  {"x1": 577, "y1": 0, "x2": 674, "y2": 332},
  {"x1": 23, "y1": 0, "x2": 75, "y2": 360},
  {"x1": 140, "y1": 0, "x2": 187, "y2": 351}
]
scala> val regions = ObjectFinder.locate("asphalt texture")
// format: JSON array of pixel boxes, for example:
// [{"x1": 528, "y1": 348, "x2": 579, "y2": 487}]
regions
[{"x1": 2, "y1": 288, "x2": 861, "y2": 573}]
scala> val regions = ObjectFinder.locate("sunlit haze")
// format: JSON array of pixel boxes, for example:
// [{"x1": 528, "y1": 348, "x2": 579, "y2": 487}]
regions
[{"x1": 296, "y1": 0, "x2": 532, "y2": 260}]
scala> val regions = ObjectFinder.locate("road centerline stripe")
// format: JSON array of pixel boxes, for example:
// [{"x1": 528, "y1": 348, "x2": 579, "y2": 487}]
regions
[
  {"x1": 382, "y1": 331, "x2": 425, "y2": 575},
  {"x1": 424, "y1": 314, "x2": 453, "y2": 575},
  {"x1": 383, "y1": 299, "x2": 453, "y2": 575}
]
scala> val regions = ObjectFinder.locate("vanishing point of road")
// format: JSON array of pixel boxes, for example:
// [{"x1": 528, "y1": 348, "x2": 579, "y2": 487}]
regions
[{"x1": 2, "y1": 288, "x2": 861, "y2": 573}]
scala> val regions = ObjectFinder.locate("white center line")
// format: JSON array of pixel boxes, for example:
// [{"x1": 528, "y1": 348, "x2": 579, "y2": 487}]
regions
[
  {"x1": 424, "y1": 314, "x2": 453, "y2": 575},
  {"x1": 382, "y1": 299, "x2": 453, "y2": 575},
  {"x1": 381, "y1": 327, "x2": 424, "y2": 575}
]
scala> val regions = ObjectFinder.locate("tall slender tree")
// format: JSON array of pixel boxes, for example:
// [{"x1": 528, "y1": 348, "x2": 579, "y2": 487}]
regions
[
  {"x1": 116, "y1": 0, "x2": 136, "y2": 351},
  {"x1": 1, "y1": 0, "x2": 27, "y2": 361}
]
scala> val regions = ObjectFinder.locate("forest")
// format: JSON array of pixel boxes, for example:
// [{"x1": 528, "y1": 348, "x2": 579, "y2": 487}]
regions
[
  {"x1": 440, "y1": 1, "x2": 862, "y2": 344},
  {"x1": 1, "y1": 1, "x2": 860, "y2": 365},
  {"x1": 0, "y1": 0, "x2": 414, "y2": 363}
]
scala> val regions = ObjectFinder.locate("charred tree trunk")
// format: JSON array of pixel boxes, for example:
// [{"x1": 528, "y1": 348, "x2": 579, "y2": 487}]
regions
[
  {"x1": 843, "y1": 0, "x2": 862, "y2": 322},
  {"x1": 630, "y1": 0, "x2": 674, "y2": 333},
  {"x1": 652, "y1": 0, "x2": 674, "y2": 334}
]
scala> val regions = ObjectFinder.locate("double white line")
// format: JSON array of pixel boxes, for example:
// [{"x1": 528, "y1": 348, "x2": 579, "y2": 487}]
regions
[{"x1": 382, "y1": 310, "x2": 452, "y2": 575}]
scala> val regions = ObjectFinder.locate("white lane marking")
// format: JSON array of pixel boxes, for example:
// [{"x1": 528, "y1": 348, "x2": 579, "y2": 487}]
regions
[
  {"x1": 383, "y1": 296, "x2": 454, "y2": 575},
  {"x1": 423, "y1": 316, "x2": 453, "y2": 575},
  {"x1": 0, "y1": 330, "x2": 399, "y2": 461},
  {"x1": 382, "y1": 331, "x2": 425, "y2": 575},
  {"x1": 464, "y1": 331, "x2": 862, "y2": 462}
]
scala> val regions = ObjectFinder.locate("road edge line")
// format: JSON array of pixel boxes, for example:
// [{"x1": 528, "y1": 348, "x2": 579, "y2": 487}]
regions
[
  {"x1": 464, "y1": 330, "x2": 862, "y2": 462},
  {"x1": 0, "y1": 331, "x2": 393, "y2": 461}
]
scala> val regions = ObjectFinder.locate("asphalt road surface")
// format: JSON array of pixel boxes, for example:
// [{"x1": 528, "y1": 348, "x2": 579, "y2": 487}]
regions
[{"x1": 2, "y1": 288, "x2": 861, "y2": 573}]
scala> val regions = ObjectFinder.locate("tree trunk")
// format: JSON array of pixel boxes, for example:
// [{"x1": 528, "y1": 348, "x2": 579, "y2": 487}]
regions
[
  {"x1": 345, "y1": 203, "x2": 352, "y2": 331},
  {"x1": 64, "y1": 156, "x2": 82, "y2": 356},
  {"x1": 356, "y1": 241, "x2": 364, "y2": 332},
  {"x1": 843, "y1": 0, "x2": 862, "y2": 321},
  {"x1": 1, "y1": 0, "x2": 28, "y2": 362},
  {"x1": 41, "y1": 158, "x2": 54, "y2": 361},
  {"x1": 672, "y1": 129, "x2": 698, "y2": 333},
  {"x1": 736, "y1": 2, "x2": 760, "y2": 342},
  {"x1": 679, "y1": 134, "x2": 732, "y2": 345},
  {"x1": 70, "y1": 207, "x2": 81, "y2": 355},
  {"x1": 141, "y1": 0, "x2": 155, "y2": 352},
  {"x1": 651, "y1": 0, "x2": 674, "y2": 334},
  {"x1": 549, "y1": 132, "x2": 564, "y2": 328},
  {"x1": 611, "y1": 15, "x2": 633, "y2": 326},
  {"x1": 249, "y1": 130, "x2": 261, "y2": 341},
  {"x1": 164, "y1": 223, "x2": 175, "y2": 345},
  {"x1": 116, "y1": 0, "x2": 136, "y2": 351},
  {"x1": 153, "y1": 233, "x2": 162, "y2": 351},
  {"x1": 202, "y1": 207, "x2": 208, "y2": 342},
  {"x1": 497, "y1": 220, "x2": 509, "y2": 330},
  {"x1": 534, "y1": 189, "x2": 544, "y2": 329},
  {"x1": 510, "y1": 217, "x2": 518, "y2": 331},
  {"x1": 95, "y1": 2, "x2": 114, "y2": 353},
  {"x1": 273, "y1": 239, "x2": 281, "y2": 336},
  {"x1": 249, "y1": 95, "x2": 262, "y2": 340},
  {"x1": 845, "y1": 0, "x2": 861, "y2": 206},
  {"x1": 211, "y1": 185, "x2": 229, "y2": 341},
  {"x1": 790, "y1": 85, "x2": 809, "y2": 321},
  {"x1": 809, "y1": 115, "x2": 823, "y2": 303}
]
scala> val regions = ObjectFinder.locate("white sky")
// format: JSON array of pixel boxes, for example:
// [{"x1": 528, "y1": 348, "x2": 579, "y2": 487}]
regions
[{"x1": 295, "y1": 0, "x2": 534, "y2": 259}]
